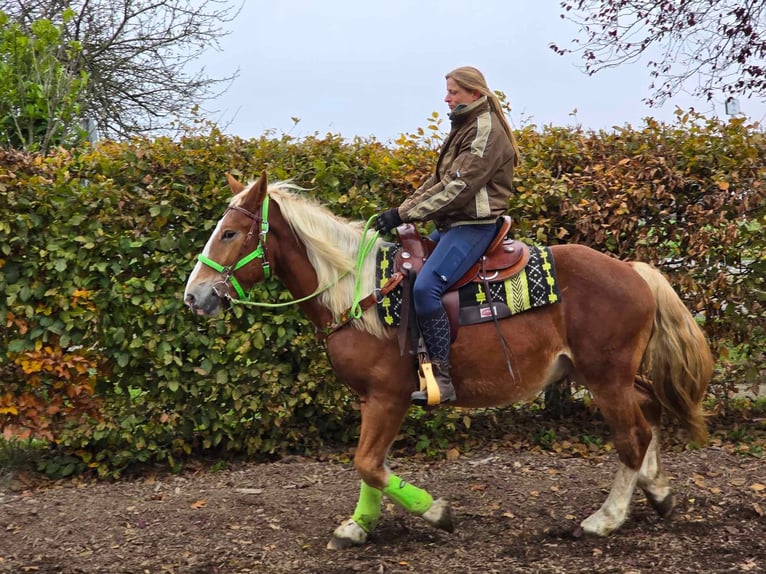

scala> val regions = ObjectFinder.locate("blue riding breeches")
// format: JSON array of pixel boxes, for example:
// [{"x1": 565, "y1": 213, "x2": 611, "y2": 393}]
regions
[{"x1": 412, "y1": 223, "x2": 498, "y2": 316}]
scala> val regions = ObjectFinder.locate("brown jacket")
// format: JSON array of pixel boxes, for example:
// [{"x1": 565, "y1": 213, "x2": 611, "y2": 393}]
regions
[{"x1": 398, "y1": 96, "x2": 515, "y2": 230}]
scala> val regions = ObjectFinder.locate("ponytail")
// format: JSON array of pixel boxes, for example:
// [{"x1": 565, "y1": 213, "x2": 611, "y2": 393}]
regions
[{"x1": 486, "y1": 92, "x2": 521, "y2": 167}]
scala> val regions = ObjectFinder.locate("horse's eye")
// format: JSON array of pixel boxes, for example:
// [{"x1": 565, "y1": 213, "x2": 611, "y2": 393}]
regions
[{"x1": 222, "y1": 230, "x2": 238, "y2": 241}]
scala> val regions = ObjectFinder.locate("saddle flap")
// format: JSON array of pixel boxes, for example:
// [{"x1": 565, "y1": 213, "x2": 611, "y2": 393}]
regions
[
  {"x1": 482, "y1": 238, "x2": 528, "y2": 273},
  {"x1": 393, "y1": 223, "x2": 433, "y2": 275}
]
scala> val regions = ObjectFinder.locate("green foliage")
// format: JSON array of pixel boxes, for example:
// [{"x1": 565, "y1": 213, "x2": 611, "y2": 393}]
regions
[
  {"x1": 0, "y1": 113, "x2": 763, "y2": 476},
  {"x1": 0, "y1": 9, "x2": 88, "y2": 151},
  {"x1": 512, "y1": 110, "x2": 765, "y2": 396},
  {"x1": 399, "y1": 407, "x2": 463, "y2": 456},
  {"x1": 532, "y1": 428, "x2": 559, "y2": 450},
  {"x1": 726, "y1": 423, "x2": 765, "y2": 458},
  {"x1": 0, "y1": 437, "x2": 47, "y2": 476}
]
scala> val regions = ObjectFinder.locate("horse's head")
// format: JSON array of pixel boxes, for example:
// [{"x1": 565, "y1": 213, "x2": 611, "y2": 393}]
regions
[{"x1": 184, "y1": 171, "x2": 272, "y2": 316}]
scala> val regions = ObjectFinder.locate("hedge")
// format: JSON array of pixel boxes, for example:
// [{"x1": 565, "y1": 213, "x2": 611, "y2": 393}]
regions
[{"x1": 1, "y1": 112, "x2": 763, "y2": 476}]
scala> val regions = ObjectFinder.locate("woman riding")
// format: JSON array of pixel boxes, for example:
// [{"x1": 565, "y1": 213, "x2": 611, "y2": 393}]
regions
[{"x1": 374, "y1": 65, "x2": 521, "y2": 406}]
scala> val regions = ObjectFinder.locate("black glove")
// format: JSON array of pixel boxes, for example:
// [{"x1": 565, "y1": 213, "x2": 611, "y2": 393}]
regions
[{"x1": 374, "y1": 208, "x2": 403, "y2": 233}]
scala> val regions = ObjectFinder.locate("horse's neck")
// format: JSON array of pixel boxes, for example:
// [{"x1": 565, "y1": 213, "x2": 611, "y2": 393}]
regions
[{"x1": 271, "y1": 211, "x2": 336, "y2": 330}]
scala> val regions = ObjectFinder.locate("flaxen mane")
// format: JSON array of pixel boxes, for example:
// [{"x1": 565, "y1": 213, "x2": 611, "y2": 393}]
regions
[{"x1": 233, "y1": 182, "x2": 389, "y2": 339}]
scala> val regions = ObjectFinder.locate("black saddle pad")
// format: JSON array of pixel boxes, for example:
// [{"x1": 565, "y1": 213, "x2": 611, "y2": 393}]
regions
[{"x1": 375, "y1": 243, "x2": 561, "y2": 327}]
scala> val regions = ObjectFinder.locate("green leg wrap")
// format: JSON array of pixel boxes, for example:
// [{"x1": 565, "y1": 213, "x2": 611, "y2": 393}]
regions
[
  {"x1": 351, "y1": 480, "x2": 383, "y2": 533},
  {"x1": 383, "y1": 473, "x2": 434, "y2": 515}
]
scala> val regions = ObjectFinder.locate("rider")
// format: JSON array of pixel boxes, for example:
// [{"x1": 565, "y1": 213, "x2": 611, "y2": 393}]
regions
[{"x1": 374, "y1": 66, "x2": 521, "y2": 406}]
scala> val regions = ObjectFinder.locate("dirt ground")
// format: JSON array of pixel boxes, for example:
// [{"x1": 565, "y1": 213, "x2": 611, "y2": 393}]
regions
[{"x1": 0, "y1": 412, "x2": 764, "y2": 574}]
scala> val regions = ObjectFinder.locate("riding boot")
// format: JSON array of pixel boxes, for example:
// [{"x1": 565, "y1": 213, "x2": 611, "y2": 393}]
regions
[
  {"x1": 412, "y1": 360, "x2": 456, "y2": 406},
  {"x1": 411, "y1": 308, "x2": 456, "y2": 406}
]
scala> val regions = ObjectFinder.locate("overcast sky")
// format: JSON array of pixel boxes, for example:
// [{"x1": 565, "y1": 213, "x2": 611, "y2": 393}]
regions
[{"x1": 194, "y1": 0, "x2": 766, "y2": 142}]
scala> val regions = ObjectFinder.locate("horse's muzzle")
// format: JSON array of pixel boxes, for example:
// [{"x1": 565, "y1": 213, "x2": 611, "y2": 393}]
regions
[{"x1": 184, "y1": 287, "x2": 224, "y2": 316}]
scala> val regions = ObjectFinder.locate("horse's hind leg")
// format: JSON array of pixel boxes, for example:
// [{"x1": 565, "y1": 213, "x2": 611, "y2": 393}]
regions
[
  {"x1": 637, "y1": 428, "x2": 675, "y2": 517},
  {"x1": 580, "y1": 380, "x2": 654, "y2": 536},
  {"x1": 578, "y1": 427, "x2": 672, "y2": 536},
  {"x1": 635, "y1": 379, "x2": 676, "y2": 518},
  {"x1": 580, "y1": 460, "x2": 640, "y2": 537}
]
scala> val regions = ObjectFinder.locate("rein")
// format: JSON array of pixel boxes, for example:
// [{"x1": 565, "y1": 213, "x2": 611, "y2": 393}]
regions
[
  {"x1": 230, "y1": 216, "x2": 380, "y2": 318},
  {"x1": 229, "y1": 272, "x2": 350, "y2": 309},
  {"x1": 198, "y1": 199, "x2": 381, "y2": 325},
  {"x1": 349, "y1": 217, "x2": 380, "y2": 318}
]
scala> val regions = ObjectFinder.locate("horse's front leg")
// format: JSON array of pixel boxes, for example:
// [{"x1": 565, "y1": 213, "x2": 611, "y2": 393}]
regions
[
  {"x1": 328, "y1": 479, "x2": 384, "y2": 549},
  {"x1": 327, "y1": 393, "x2": 453, "y2": 549}
]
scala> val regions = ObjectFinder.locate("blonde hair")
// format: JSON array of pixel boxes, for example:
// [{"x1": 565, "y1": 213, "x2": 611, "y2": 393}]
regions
[{"x1": 446, "y1": 66, "x2": 521, "y2": 167}]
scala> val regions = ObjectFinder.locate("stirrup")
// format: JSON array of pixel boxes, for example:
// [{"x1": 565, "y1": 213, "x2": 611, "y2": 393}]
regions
[
  {"x1": 413, "y1": 361, "x2": 456, "y2": 406},
  {"x1": 411, "y1": 388, "x2": 456, "y2": 406}
]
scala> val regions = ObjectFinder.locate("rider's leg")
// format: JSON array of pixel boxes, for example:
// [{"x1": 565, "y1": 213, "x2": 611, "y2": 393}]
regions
[{"x1": 410, "y1": 223, "x2": 497, "y2": 405}]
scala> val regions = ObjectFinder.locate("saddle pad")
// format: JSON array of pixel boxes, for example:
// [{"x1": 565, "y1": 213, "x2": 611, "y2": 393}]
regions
[{"x1": 375, "y1": 242, "x2": 561, "y2": 327}]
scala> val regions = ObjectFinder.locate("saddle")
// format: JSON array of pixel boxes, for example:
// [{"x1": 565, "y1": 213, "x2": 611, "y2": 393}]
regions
[{"x1": 391, "y1": 217, "x2": 529, "y2": 347}]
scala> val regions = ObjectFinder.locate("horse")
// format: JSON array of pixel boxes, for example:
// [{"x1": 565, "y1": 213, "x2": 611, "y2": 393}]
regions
[{"x1": 184, "y1": 172, "x2": 713, "y2": 549}]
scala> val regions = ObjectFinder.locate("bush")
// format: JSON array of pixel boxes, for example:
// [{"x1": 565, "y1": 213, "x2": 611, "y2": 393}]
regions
[{"x1": 1, "y1": 114, "x2": 763, "y2": 476}]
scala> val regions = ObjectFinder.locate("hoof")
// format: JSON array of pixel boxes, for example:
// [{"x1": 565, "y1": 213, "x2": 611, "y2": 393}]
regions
[
  {"x1": 572, "y1": 523, "x2": 608, "y2": 538},
  {"x1": 579, "y1": 512, "x2": 622, "y2": 537},
  {"x1": 421, "y1": 498, "x2": 455, "y2": 533},
  {"x1": 327, "y1": 518, "x2": 367, "y2": 550},
  {"x1": 579, "y1": 522, "x2": 612, "y2": 537},
  {"x1": 648, "y1": 492, "x2": 676, "y2": 518}
]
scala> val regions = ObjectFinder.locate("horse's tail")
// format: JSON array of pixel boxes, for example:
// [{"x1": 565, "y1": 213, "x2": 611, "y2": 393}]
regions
[{"x1": 630, "y1": 262, "x2": 714, "y2": 444}]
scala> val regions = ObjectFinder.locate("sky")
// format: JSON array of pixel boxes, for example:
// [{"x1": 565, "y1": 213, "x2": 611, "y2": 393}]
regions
[{"x1": 193, "y1": 0, "x2": 766, "y2": 143}]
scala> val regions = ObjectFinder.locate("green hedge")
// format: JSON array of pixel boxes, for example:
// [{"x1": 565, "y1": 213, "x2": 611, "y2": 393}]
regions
[{"x1": 0, "y1": 114, "x2": 763, "y2": 476}]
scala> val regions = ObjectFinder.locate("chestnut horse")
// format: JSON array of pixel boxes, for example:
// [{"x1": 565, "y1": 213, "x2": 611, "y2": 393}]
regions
[{"x1": 184, "y1": 172, "x2": 713, "y2": 549}]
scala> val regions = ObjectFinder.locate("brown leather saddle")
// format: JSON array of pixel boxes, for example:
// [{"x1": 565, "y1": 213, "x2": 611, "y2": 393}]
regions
[{"x1": 391, "y1": 217, "x2": 529, "y2": 347}]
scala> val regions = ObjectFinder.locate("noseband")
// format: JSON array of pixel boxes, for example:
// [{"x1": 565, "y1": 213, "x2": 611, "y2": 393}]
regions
[{"x1": 197, "y1": 196, "x2": 271, "y2": 301}]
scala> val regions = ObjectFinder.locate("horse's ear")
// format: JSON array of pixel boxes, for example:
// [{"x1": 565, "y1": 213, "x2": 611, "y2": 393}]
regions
[
  {"x1": 225, "y1": 172, "x2": 245, "y2": 195},
  {"x1": 243, "y1": 171, "x2": 269, "y2": 210}
]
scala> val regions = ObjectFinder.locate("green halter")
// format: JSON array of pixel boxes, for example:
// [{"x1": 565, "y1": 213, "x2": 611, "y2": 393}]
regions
[{"x1": 197, "y1": 196, "x2": 271, "y2": 301}]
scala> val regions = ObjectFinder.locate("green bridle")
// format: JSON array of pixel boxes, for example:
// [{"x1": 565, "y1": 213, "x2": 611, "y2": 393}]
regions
[
  {"x1": 197, "y1": 196, "x2": 271, "y2": 301},
  {"x1": 195, "y1": 196, "x2": 382, "y2": 328}
]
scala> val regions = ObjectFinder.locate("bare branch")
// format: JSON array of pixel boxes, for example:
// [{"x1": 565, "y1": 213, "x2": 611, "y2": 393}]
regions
[
  {"x1": 552, "y1": 0, "x2": 766, "y2": 105},
  {"x1": 1, "y1": 0, "x2": 241, "y2": 138}
]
